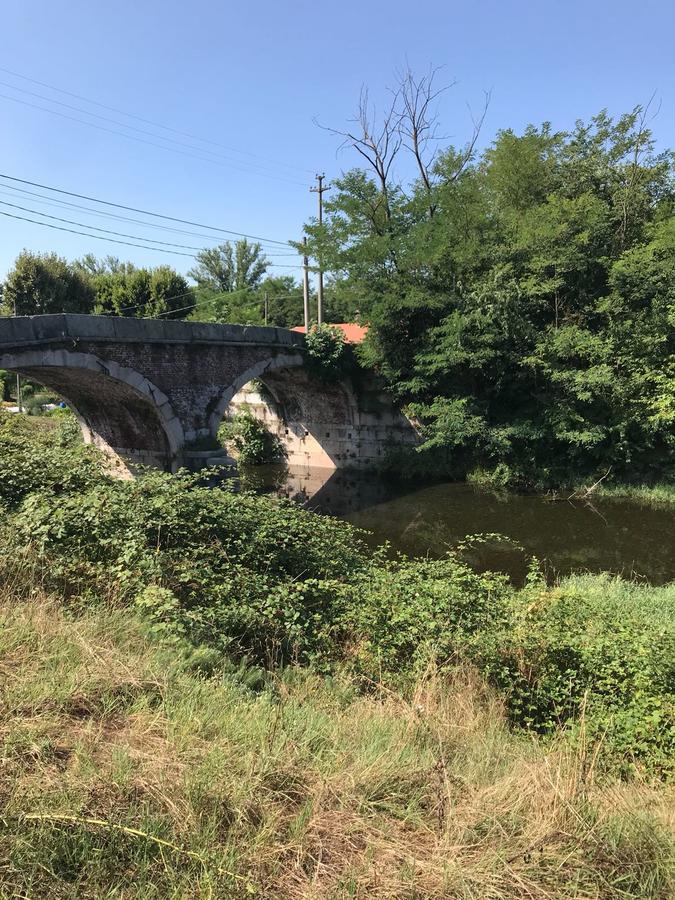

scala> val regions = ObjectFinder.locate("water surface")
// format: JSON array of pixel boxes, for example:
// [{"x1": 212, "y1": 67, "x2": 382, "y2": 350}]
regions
[{"x1": 240, "y1": 465, "x2": 675, "y2": 584}]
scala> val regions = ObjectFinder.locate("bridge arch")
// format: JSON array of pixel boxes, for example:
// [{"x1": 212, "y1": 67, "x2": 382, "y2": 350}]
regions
[
  {"x1": 212, "y1": 352, "x2": 366, "y2": 469},
  {"x1": 0, "y1": 348, "x2": 184, "y2": 473},
  {"x1": 207, "y1": 351, "x2": 305, "y2": 434}
]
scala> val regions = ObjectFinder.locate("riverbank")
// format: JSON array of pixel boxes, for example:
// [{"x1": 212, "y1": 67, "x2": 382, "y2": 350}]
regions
[
  {"x1": 591, "y1": 482, "x2": 675, "y2": 506},
  {"x1": 1, "y1": 409, "x2": 674, "y2": 896}
]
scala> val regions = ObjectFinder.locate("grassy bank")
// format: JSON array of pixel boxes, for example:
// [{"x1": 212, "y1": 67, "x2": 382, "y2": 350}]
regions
[
  {"x1": 591, "y1": 482, "x2": 675, "y2": 507},
  {"x1": 2, "y1": 593, "x2": 674, "y2": 899}
]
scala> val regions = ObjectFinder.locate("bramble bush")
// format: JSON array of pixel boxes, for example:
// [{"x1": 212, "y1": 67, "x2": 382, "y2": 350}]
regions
[
  {"x1": 303, "y1": 323, "x2": 347, "y2": 381},
  {"x1": 0, "y1": 423, "x2": 673, "y2": 776},
  {"x1": 0, "y1": 410, "x2": 103, "y2": 510}
]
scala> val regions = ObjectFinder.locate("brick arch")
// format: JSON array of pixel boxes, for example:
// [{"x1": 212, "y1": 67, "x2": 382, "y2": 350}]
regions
[
  {"x1": 210, "y1": 352, "x2": 365, "y2": 468},
  {"x1": 0, "y1": 348, "x2": 184, "y2": 471},
  {"x1": 207, "y1": 352, "x2": 305, "y2": 434}
]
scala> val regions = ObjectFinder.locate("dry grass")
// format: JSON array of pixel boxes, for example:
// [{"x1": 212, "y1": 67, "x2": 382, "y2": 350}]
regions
[{"x1": 1, "y1": 593, "x2": 673, "y2": 899}]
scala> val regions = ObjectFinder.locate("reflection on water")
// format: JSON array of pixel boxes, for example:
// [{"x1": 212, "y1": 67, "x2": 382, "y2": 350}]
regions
[{"x1": 238, "y1": 464, "x2": 675, "y2": 585}]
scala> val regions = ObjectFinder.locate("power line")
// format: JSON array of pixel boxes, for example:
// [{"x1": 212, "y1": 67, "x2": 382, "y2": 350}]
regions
[
  {"x1": 0, "y1": 92, "x2": 308, "y2": 188},
  {"x1": 0, "y1": 173, "x2": 292, "y2": 246},
  {"x1": 153, "y1": 290, "x2": 307, "y2": 321},
  {"x1": 0, "y1": 210, "x2": 195, "y2": 256},
  {"x1": 0, "y1": 209, "x2": 307, "y2": 270},
  {"x1": 116, "y1": 286, "x2": 305, "y2": 318},
  {"x1": 0, "y1": 185, "x2": 293, "y2": 251},
  {"x1": 0, "y1": 66, "x2": 314, "y2": 176},
  {"x1": 0, "y1": 80, "x2": 308, "y2": 186},
  {"x1": 112, "y1": 286, "x2": 200, "y2": 315},
  {"x1": 0, "y1": 200, "x2": 209, "y2": 250},
  {"x1": 0, "y1": 198, "x2": 299, "y2": 257}
]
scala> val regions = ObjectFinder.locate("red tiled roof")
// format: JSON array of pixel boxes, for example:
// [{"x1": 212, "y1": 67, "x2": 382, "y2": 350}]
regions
[{"x1": 291, "y1": 323, "x2": 368, "y2": 344}]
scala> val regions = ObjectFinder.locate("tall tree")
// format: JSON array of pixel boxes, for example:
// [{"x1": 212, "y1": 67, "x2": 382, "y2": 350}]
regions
[
  {"x1": 74, "y1": 257, "x2": 192, "y2": 318},
  {"x1": 1, "y1": 251, "x2": 94, "y2": 316},
  {"x1": 304, "y1": 72, "x2": 675, "y2": 485},
  {"x1": 188, "y1": 240, "x2": 270, "y2": 294}
]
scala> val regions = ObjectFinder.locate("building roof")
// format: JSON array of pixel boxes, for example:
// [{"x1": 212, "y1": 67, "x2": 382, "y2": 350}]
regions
[{"x1": 291, "y1": 323, "x2": 368, "y2": 344}]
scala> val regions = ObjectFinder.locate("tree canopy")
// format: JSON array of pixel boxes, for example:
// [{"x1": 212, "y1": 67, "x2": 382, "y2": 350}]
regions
[
  {"x1": 188, "y1": 239, "x2": 270, "y2": 294},
  {"x1": 1, "y1": 252, "x2": 193, "y2": 319},
  {"x1": 302, "y1": 76, "x2": 675, "y2": 486},
  {"x1": 1, "y1": 251, "x2": 95, "y2": 316}
]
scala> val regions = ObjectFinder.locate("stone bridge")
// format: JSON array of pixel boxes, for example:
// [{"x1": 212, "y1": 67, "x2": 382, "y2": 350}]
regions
[{"x1": 0, "y1": 314, "x2": 417, "y2": 474}]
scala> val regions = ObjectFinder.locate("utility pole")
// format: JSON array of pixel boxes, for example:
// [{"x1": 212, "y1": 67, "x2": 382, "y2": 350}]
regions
[
  {"x1": 310, "y1": 173, "x2": 329, "y2": 325},
  {"x1": 302, "y1": 237, "x2": 311, "y2": 331},
  {"x1": 12, "y1": 299, "x2": 22, "y2": 413},
  {"x1": 263, "y1": 291, "x2": 269, "y2": 326}
]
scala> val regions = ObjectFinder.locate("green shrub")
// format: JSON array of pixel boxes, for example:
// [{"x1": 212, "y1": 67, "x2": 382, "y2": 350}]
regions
[
  {"x1": 0, "y1": 410, "x2": 104, "y2": 509},
  {"x1": 346, "y1": 557, "x2": 512, "y2": 679},
  {"x1": 22, "y1": 391, "x2": 54, "y2": 416},
  {"x1": 219, "y1": 407, "x2": 283, "y2": 465},
  {"x1": 467, "y1": 463, "x2": 519, "y2": 490},
  {"x1": 0, "y1": 469, "x2": 371, "y2": 665},
  {"x1": 471, "y1": 574, "x2": 675, "y2": 777},
  {"x1": 303, "y1": 323, "x2": 347, "y2": 381},
  {"x1": 0, "y1": 422, "x2": 673, "y2": 775}
]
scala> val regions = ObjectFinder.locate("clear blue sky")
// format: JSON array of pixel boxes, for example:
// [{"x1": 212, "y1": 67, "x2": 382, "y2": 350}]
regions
[{"x1": 1, "y1": 0, "x2": 673, "y2": 282}]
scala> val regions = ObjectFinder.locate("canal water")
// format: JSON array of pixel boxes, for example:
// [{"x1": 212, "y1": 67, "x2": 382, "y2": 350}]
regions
[{"x1": 239, "y1": 465, "x2": 675, "y2": 585}]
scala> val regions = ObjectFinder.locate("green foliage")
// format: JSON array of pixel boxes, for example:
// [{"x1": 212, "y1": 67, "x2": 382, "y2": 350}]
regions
[
  {"x1": 303, "y1": 323, "x2": 347, "y2": 381},
  {"x1": 0, "y1": 425, "x2": 673, "y2": 775},
  {"x1": 188, "y1": 239, "x2": 269, "y2": 294},
  {"x1": 0, "y1": 251, "x2": 193, "y2": 319},
  {"x1": 50, "y1": 408, "x2": 84, "y2": 447},
  {"x1": 0, "y1": 369, "x2": 12, "y2": 402},
  {"x1": 1, "y1": 251, "x2": 94, "y2": 315},
  {"x1": 346, "y1": 556, "x2": 512, "y2": 677},
  {"x1": 0, "y1": 411, "x2": 104, "y2": 509},
  {"x1": 472, "y1": 574, "x2": 675, "y2": 776},
  {"x1": 304, "y1": 98, "x2": 675, "y2": 487},
  {"x1": 188, "y1": 273, "x2": 307, "y2": 328},
  {"x1": 22, "y1": 391, "x2": 57, "y2": 416},
  {"x1": 82, "y1": 258, "x2": 193, "y2": 318},
  {"x1": 219, "y1": 407, "x2": 284, "y2": 464}
]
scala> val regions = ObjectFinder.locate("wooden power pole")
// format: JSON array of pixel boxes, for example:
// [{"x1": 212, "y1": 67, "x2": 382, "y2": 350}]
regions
[
  {"x1": 310, "y1": 173, "x2": 329, "y2": 325},
  {"x1": 302, "y1": 237, "x2": 311, "y2": 331}
]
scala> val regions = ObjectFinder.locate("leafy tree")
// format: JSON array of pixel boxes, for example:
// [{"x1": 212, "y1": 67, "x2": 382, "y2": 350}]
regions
[
  {"x1": 188, "y1": 239, "x2": 270, "y2": 293},
  {"x1": 1, "y1": 251, "x2": 95, "y2": 316},
  {"x1": 77, "y1": 258, "x2": 192, "y2": 318},
  {"x1": 303, "y1": 75, "x2": 675, "y2": 486}
]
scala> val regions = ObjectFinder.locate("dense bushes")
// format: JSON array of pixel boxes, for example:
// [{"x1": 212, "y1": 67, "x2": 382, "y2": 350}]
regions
[
  {"x1": 0, "y1": 423, "x2": 673, "y2": 776},
  {"x1": 0, "y1": 410, "x2": 104, "y2": 510},
  {"x1": 2, "y1": 464, "x2": 371, "y2": 665}
]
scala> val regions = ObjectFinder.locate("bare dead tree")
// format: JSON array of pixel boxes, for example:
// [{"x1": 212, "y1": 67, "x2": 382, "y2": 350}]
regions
[
  {"x1": 396, "y1": 66, "x2": 453, "y2": 213},
  {"x1": 451, "y1": 90, "x2": 491, "y2": 182},
  {"x1": 395, "y1": 68, "x2": 490, "y2": 217},
  {"x1": 617, "y1": 95, "x2": 660, "y2": 251},
  {"x1": 315, "y1": 87, "x2": 402, "y2": 226}
]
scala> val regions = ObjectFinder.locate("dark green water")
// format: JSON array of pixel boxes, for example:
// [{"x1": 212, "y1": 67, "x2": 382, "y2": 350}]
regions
[{"x1": 244, "y1": 465, "x2": 675, "y2": 584}]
